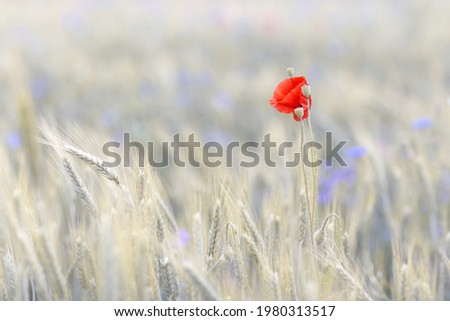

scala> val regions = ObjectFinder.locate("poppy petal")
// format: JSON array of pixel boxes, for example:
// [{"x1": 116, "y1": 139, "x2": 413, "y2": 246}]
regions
[
  {"x1": 302, "y1": 106, "x2": 309, "y2": 120},
  {"x1": 272, "y1": 77, "x2": 307, "y2": 101},
  {"x1": 298, "y1": 95, "x2": 309, "y2": 109},
  {"x1": 280, "y1": 84, "x2": 302, "y2": 108},
  {"x1": 269, "y1": 75, "x2": 311, "y2": 121},
  {"x1": 269, "y1": 98, "x2": 295, "y2": 114}
]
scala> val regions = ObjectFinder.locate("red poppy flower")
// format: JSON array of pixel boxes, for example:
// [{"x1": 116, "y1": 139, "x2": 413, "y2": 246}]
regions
[{"x1": 269, "y1": 76, "x2": 312, "y2": 121}]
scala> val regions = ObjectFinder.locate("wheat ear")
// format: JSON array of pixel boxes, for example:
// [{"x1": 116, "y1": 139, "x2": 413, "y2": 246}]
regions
[
  {"x1": 225, "y1": 222, "x2": 251, "y2": 299},
  {"x1": 64, "y1": 144, "x2": 120, "y2": 185},
  {"x1": 63, "y1": 157, "x2": 98, "y2": 216},
  {"x1": 240, "y1": 204, "x2": 265, "y2": 253},
  {"x1": 2, "y1": 252, "x2": 16, "y2": 300},
  {"x1": 207, "y1": 200, "x2": 222, "y2": 270},
  {"x1": 158, "y1": 257, "x2": 179, "y2": 300}
]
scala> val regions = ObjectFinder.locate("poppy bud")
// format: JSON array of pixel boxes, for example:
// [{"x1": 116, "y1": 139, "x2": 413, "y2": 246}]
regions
[
  {"x1": 286, "y1": 67, "x2": 294, "y2": 77},
  {"x1": 301, "y1": 84, "x2": 311, "y2": 98},
  {"x1": 294, "y1": 107, "x2": 304, "y2": 119}
]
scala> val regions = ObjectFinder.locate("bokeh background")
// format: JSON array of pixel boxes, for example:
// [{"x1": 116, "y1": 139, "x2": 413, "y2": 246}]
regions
[
  {"x1": 1, "y1": 0, "x2": 450, "y2": 300},
  {"x1": 2, "y1": 0, "x2": 449, "y2": 185}
]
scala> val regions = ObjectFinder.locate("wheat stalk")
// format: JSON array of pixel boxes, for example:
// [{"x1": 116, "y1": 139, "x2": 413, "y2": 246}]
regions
[
  {"x1": 16, "y1": 231, "x2": 48, "y2": 299},
  {"x1": 242, "y1": 233, "x2": 275, "y2": 299},
  {"x1": 183, "y1": 262, "x2": 219, "y2": 301},
  {"x1": 39, "y1": 230, "x2": 68, "y2": 299},
  {"x1": 155, "y1": 193, "x2": 178, "y2": 232},
  {"x1": 193, "y1": 212, "x2": 206, "y2": 271}
]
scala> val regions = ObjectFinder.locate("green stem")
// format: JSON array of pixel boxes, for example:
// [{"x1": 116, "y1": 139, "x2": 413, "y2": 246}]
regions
[
  {"x1": 300, "y1": 122, "x2": 315, "y2": 255},
  {"x1": 306, "y1": 117, "x2": 318, "y2": 226}
]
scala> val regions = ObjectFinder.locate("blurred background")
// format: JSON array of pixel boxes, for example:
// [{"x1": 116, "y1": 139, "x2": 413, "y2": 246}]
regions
[{"x1": 1, "y1": 0, "x2": 450, "y2": 252}]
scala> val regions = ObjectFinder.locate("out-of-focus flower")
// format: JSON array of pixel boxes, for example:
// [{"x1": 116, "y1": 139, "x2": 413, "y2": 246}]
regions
[
  {"x1": 176, "y1": 228, "x2": 190, "y2": 248},
  {"x1": 318, "y1": 168, "x2": 356, "y2": 205},
  {"x1": 346, "y1": 146, "x2": 367, "y2": 159},
  {"x1": 412, "y1": 117, "x2": 433, "y2": 129},
  {"x1": 6, "y1": 131, "x2": 22, "y2": 150},
  {"x1": 269, "y1": 73, "x2": 312, "y2": 121}
]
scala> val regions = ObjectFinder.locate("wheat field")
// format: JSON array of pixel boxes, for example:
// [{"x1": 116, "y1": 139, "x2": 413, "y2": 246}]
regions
[{"x1": 1, "y1": 0, "x2": 450, "y2": 300}]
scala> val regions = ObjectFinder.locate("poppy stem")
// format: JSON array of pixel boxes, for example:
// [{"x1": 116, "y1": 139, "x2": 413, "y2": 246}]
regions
[
  {"x1": 306, "y1": 114, "x2": 317, "y2": 226},
  {"x1": 300, "y1": 120, "x2": 321, "y2": 289},
  {"x1": 300, "y1": 122, "x2": 315, "y2": 254}
]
